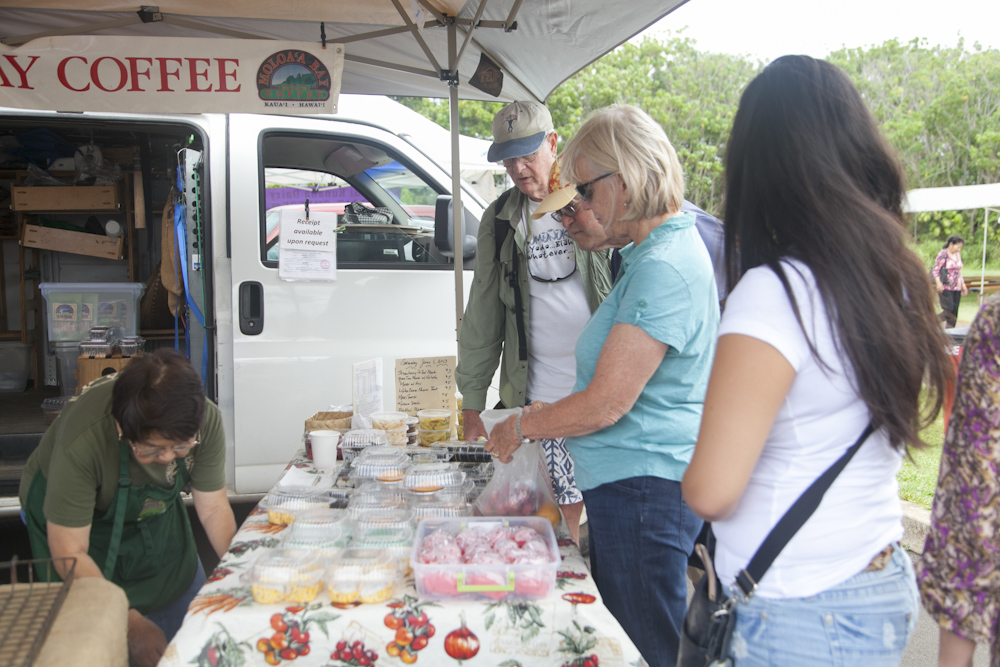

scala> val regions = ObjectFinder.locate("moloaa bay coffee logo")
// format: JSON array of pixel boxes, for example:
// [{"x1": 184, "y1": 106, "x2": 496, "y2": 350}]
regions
[{"x1": 256, "y1": 50, "x2": 331, "y2": 104}]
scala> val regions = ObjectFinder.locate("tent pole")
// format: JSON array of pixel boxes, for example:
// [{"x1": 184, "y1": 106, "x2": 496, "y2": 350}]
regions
[
  {"x1": 448, "y1": 20, "x2": 465, "y2": 348},
  {"x1": 983, "y1": 208, "x2": 989, "y2": 306}
]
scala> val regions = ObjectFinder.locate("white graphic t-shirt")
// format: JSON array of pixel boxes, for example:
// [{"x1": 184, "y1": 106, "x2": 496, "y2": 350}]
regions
[{"x1": 521, "y1": 199, "x2": 592, "y2": 403}]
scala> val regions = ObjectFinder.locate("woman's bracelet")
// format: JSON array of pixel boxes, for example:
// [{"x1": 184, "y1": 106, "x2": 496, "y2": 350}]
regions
[{"x1": 514, "y1": 412, "x2": 530, "y2": 444}]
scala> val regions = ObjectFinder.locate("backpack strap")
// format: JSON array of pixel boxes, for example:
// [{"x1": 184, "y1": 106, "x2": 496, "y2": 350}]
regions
[{"x1": 492, "y1": 190, "x2": 527, "y2": 362}]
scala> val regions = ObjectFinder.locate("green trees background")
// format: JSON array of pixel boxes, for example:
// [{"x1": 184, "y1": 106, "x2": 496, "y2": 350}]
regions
[{"x1": 394, "y1": 35, "x2": 1000, "y2": 251}]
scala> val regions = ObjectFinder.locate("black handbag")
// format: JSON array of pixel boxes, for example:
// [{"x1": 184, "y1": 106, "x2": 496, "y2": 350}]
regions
[{"x1": 678, "y1": 423, "x2": 874, "y2": 667}]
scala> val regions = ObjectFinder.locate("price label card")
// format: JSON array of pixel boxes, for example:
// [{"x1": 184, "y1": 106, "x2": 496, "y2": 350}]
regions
[{"x1": 395, "y1": 356, "x2": 456, "y2": 415}]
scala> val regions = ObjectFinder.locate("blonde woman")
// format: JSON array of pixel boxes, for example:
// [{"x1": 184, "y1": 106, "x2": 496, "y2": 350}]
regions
[{"x1": 488, "y1": 105, "x2": 719, "y2": 667}]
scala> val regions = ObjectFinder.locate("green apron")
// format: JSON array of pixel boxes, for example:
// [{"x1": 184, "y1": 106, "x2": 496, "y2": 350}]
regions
[{"x1": 24, "y1": 439, "x2": 199, "y2": 614}]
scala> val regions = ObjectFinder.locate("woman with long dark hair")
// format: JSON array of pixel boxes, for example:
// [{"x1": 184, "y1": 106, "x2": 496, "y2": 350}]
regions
[
  {"x1": 933, "y1": 234, "x2": 968, "y2": 327},
  {"x1": 682, "y1": 55, "x2": 952, "y2": 664}
]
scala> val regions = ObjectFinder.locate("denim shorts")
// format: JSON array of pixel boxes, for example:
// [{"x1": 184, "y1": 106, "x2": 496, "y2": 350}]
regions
[{"x1": 728, "y1": 544, "x2": 919, "y2": 666}]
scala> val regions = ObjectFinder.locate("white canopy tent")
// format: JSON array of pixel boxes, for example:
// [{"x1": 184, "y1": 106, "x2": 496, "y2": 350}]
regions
[
  {"x1": 904, "y1": 183, "x2": 1000, "y2": 302},
  {"x1": 336, "y1": 95, "x2": 503, "y2": 201},
  {"x1": 0, "y1": 0, "x2": 685, "y2": 332}
]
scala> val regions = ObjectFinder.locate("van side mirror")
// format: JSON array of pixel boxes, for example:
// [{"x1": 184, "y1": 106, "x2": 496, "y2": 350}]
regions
[{"x1": 434, "y1": 195, "x2": 478, "y2": 262}]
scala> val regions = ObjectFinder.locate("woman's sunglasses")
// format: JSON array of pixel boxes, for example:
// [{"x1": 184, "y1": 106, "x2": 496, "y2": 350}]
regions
[{"x1": 575, "y1": 172, "x2": 616, "y2": 202}]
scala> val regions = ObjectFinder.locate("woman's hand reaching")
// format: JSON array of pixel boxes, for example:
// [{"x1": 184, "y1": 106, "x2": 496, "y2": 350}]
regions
[{"x1": 484, "y1": 403, "x2": 546, "y2": 463}]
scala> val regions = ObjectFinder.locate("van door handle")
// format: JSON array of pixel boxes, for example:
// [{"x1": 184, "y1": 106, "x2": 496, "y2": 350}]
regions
[{"x1": 239, "y1": 281, "x2": 264, "y2": 335}]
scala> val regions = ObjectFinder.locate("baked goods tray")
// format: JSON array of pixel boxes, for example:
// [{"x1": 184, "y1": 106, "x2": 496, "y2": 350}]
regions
[{"x1": 0, "y1": 557, "x2": 76, "y2": 667}]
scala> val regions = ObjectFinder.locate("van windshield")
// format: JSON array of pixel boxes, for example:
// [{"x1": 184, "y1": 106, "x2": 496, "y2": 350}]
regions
[{"x1": 261, "y1": 134, "x2": 450, "y2": 267}]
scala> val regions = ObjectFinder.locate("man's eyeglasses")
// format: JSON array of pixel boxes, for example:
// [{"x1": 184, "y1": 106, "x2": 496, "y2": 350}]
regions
[
  {"x1": 552, "y1": 200, "x2": 581, "y2": 223},
  {"x1": 501, "y1": 150, "x2": 540, "y2": 169},
  {"x1": 130, "y1": 431, "x2": 201, "y2": 459},
  {"x1": 575, "y1": 172, "x2": 616, "y2": 202}
]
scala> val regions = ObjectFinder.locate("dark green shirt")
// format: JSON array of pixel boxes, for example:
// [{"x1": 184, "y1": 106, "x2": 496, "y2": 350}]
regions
[{"x1": 19, "y1": 374, "x2": 226, "y2": 528}]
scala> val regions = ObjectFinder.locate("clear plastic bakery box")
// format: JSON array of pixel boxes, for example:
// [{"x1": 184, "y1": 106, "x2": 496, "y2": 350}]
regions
[
  {"x1": 411, "y1": 516, "x2": 559, "y2": 602},
  {"x1": 39, "y1": 282, "x2": 144, "y2": 342}
]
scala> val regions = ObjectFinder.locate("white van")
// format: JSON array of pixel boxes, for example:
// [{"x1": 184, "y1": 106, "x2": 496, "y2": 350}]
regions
[{"x1": 0, "y1": 102, "x2": 489, "y2": 498}]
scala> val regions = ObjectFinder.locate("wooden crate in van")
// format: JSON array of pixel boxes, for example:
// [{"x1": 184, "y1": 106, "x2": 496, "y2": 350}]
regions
[
  {"x1": 12, "y1": 184, "x2": 120, "y2": 211},
  {"x1": 21, "y1": 224, "x2": 123, "y2": 260}
]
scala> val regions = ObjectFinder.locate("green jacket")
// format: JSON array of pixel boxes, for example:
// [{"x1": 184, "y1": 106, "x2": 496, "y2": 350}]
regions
[{"x1": 456, "y1": 187, "x2": 613, "y2": 412}]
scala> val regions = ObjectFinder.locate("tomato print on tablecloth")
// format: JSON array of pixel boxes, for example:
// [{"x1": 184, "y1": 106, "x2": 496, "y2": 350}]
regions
[{"x1": 255, "y1": 604, "x2": 339, "y2": 665}]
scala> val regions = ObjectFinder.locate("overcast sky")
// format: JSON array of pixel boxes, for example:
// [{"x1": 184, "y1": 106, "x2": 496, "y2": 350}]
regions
[{"x1": 644, "y1": 0, "x2": 1000, "y2": 62}]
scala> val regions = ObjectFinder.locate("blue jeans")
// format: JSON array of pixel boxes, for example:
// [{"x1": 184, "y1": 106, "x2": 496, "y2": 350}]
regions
[
  {"x1": 145, "y1": 558, "x2": 206, "y2": 642},
  {"x1": 582, "y1": 476, "x2": 702, "y2": 667},
  {"x1": 729, "y1": 544, "x2": 919, "y2": 666}
]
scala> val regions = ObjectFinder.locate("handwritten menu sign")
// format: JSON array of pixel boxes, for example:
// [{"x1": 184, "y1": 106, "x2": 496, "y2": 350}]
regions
[{"x1": 395, "y1": 356, "x2": 456, "y2": 415}]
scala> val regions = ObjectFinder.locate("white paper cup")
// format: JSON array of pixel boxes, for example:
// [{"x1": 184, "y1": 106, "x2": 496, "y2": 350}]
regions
[{"x1": 310, "y1": 430, "x2": 341, "y2": 470}]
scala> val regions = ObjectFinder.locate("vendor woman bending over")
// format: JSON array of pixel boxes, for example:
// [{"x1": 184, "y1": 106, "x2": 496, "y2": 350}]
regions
[{"x1": 19, "y1": 349, "x2": 236, "y2": 667}]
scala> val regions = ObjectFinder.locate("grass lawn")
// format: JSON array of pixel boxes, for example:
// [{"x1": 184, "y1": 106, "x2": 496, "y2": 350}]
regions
[
  {"x1": 899, "y1": 290, "x2": 993, "y2": 508},
  {"x1": 898, "y1": 412, "x2": 944, "y2": 509}
]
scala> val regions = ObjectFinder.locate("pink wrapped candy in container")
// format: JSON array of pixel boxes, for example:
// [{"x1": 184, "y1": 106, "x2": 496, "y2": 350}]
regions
[{"x1": 411, "y1": 516, "x2": 558, "y2": 601}]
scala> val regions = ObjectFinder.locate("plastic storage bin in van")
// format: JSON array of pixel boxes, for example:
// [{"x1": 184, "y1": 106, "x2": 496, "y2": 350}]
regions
[
  {"x1": 0, "y1": 342, "x2": 30, "y2": 392},
  {"x1": 39, "y1": 283, "x2": 144, "y2": 342}
]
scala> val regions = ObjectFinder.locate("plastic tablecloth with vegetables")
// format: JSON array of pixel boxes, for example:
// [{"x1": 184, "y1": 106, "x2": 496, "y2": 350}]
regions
[{"x1": 158, "y1": 451, "x2": 647, "y2": 667}]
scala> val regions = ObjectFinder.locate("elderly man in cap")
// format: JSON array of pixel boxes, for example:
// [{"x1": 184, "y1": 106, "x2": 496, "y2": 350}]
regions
[{"x1": 456, "y1": 101, "x2": 613, "y2": 543}]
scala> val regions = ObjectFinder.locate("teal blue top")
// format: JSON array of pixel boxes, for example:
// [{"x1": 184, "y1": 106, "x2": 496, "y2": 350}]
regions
[{"x1": 567, "y1": 212, "x2": 719, "y2": 491}]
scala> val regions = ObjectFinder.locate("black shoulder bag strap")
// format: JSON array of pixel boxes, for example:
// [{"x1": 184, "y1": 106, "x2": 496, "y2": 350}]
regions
[
  {"x1": 493, "y1": 189, "x2": 527, "y2": 362},
  {"x1": 732, "y1": 421, "x2": 875, "y2": 600}
]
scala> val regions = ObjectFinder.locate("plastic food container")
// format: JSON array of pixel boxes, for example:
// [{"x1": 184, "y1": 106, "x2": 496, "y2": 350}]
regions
[
  {"x1": 281, "y1": 509, "x2": 350, "y2": 555},
  {"x1": 88, "y1": 326, "x2": 112, "y2": 342},
  {"x1": 41, "y1": 395, "x2": 70, "y2": 425},
  {"x1": 261, "y1": 487, "x2": 329, "y2": 526},
  {"x1": 417, "y1": 409, "x2": 452, "y2": 431},
  {"x1": 78, "y1": 340, "x2": 112, "y2": 358},
  {"x1": 350, "y1": 506, "x2": 415, "y2": 533},
  {"x1": 409, "y1": 499, "x2": 474, "y2": 522},
  {"x1": 358, "y1": 445, "x2": 410, "y2": 462},
  {"x1": 353, "y1": 479, "x2": 406, "y2": 500},
  {"x1": 404, "y1": 462, "x2": 465, "y2": 494},
  {"x1": 325, "y1": 548, "x2": 399, "y2": 604},
  {"x1": 347, "y1": 492, "x2": 408, "y2": 520},
  {"x1": 405, "y1": 479, "x2": 476, "y2": 505},
  {"x1": 340, "y1": 429, "x2": 389, "y2": 461},
  {"x1": 405, "y1": 444, "x2": 452, "y2": 464},
  {"x1": 118, "y1": 336, "x2": 145, "y2": 357},
  {"x1": 411, "y1": 517, "x2": 559, "y2": 601},
  {"x1": 351, "y1": 525, "x2": 415, "y2": 575},
  {"x1": 369, "y1": 411, "x2": 407, "y2": 430},
  {"x1": 385, "y1": 426, "x2": 407, "y2": 446},
  {"x1": 446, "y1": 441, "x2": 492, "y2": 463},
  {"x1": 405, "y1": 416, "x2": 419, "y2": 434},
  {"x1": 326, "y1": 488, "x2": 354, "y2": 510},
  {"x1": 250, "y1": 549, "x2": 326, "y2": 604},
  {"x1": 418, "y1": 428, "x2": 450, "y2": 446}
]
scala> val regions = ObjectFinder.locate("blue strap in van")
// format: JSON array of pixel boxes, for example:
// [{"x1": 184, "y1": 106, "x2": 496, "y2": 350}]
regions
[{"x1": 174, "y1": 166, "x2": 208, "y2": 386}]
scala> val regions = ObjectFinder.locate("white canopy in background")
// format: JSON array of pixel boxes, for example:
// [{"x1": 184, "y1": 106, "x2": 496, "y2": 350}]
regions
[
  {"x1": 903, "y1": 183, "x2": 1000, "y2": 213},
  {"x1": 0, "y1": 0, "x2": 686, "y2": 333},
  {"x1": 903, "y1": 183, "x2": 1000, "y2": 299},
  {"x1": 336, "y1": 95, "x2": 503, "y2": 201}
]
